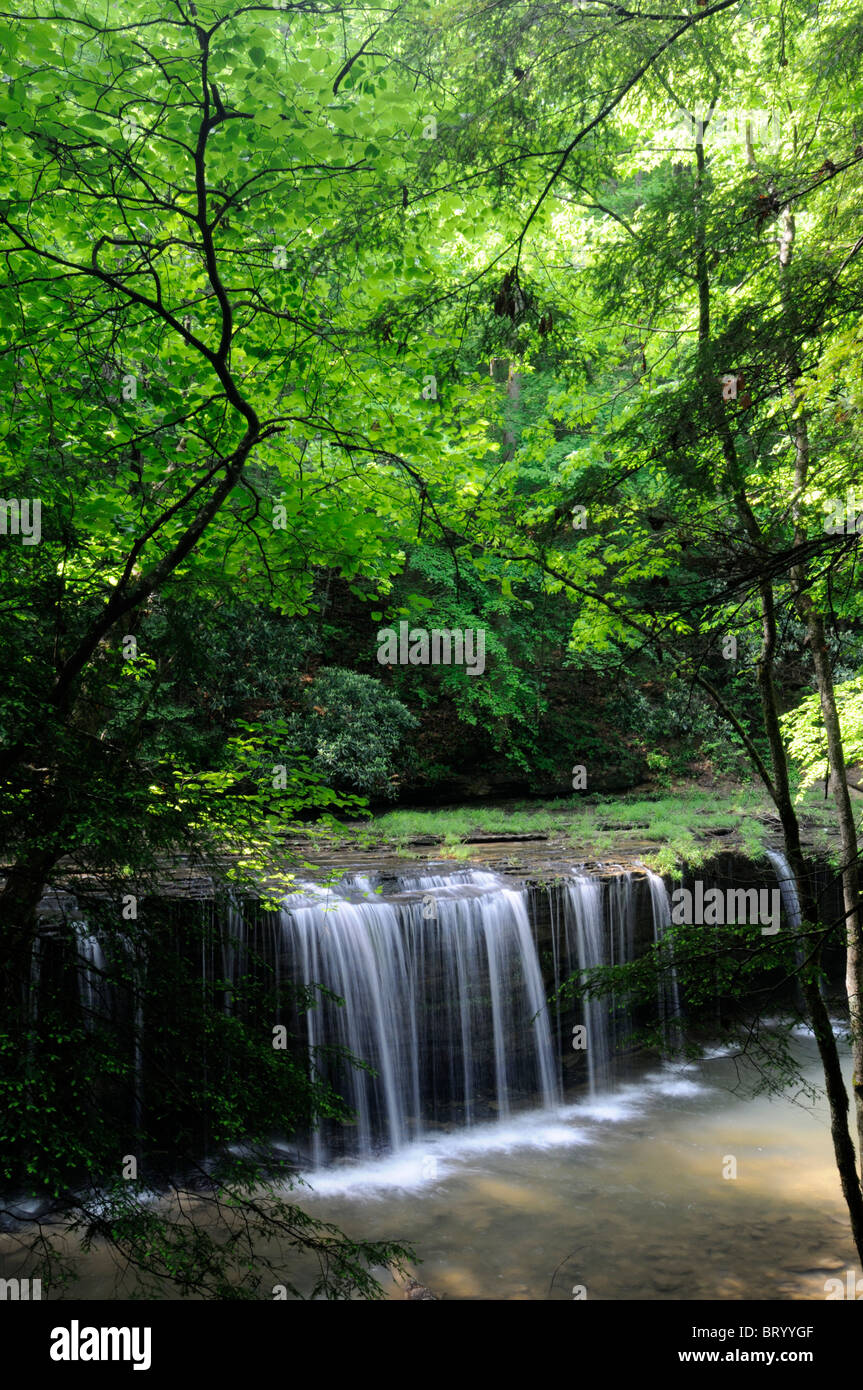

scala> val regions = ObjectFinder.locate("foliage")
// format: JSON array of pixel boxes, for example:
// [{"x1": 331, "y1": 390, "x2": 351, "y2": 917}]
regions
[
  {"x1": 3, "y1": 0, "x2": 863, "y2": 1295},
  {"x1": 782, "y1": 677, "x2": 863, "y2": 797},
  {"x1": 329, "y1": 787, "x2": 774, "y2": 866},
  {"x1": 284, "y1": 666, "x2": 417, "y2": 800}
]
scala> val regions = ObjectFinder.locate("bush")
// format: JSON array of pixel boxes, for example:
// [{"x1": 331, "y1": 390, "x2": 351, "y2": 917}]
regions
[{"x1": 288, "y1": 667, "x2": 418, "y2": 800}]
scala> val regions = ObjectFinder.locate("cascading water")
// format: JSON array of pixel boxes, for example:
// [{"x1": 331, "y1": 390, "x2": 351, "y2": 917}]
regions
[
  {"x1": 765, "y1": 848, "x2": 801, "y2": 932},
  {"x1": 556, "y1": 874, "x2": 610, "y2": 1093},
  {"x1": 52, "y1": 864, "x2": 664, "y2": 1172},
  {"x1": 76, "y1": 926, "x2": 108, "y2": 1025},
  {"x1": 549, "y1": 867, "x2": 683, "y2": 1094},
  {"x1": 645, "y1": 869, "x2": 681, "y2": 1046},
  {"x1": 765, "y1": 847, "x2": 815, "y2": 1007},
  {"x1": 278, "y1": 869, "x2": 560, "y2": 1165}
]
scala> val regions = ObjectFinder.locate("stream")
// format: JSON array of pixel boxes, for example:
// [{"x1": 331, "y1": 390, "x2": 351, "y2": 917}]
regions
[{"x1": 279, "y1": 1038, "x2": 858, "y2": 1300}]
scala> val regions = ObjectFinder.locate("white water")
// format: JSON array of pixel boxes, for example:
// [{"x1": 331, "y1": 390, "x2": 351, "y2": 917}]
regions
[
  {"x1": 76, "y1": 926, "x2": 107, "y2": 1024},
  {"x1": 645, "y1": 869, "x2": 681, "y2": 1045},
  {"x1": 279, "y1": 869, "x2": 561, "y2": 1165},
  {"x1": 59, "y1": 865, "x2": 684, "y2": 1170},
  {"x1": 282, "y1": 1039, "x2": 857, "y2": 1302},
  {"x1": 300, "y1": 1059, "x2": 705, "y2": 1197},
  {"x1": 27, "y1": 865, "x2": 860, "y2": 1302},
  {"x1": 557, "y1": 875, "x2": 609, "y2": 1092},
  {"x1": 277, "y1": 865, "x2": 677, "y2": 1163},
  {"x1": 765, "y1": 846, "x2": 822, "y2": 1008},
  {"x1": 15, "y1": 1036, "x2": 856, "y2": 1302},
  {"x1": 765, "y1": 847, "x2": 802, "y2": 931}
]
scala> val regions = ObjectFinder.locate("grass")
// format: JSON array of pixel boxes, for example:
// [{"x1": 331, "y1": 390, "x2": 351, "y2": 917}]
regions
[
  {"x1": 305, "y1": 783, "x2": 791, "y2": 872},
  {"x1": 285, "y1": 764, "x2": 862, "y2": 887},
  {"x1": 792, "y1": 778, "x2": 861, "y2": 868}
]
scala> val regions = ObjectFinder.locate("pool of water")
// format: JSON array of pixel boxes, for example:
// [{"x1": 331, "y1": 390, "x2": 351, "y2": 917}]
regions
[
  {"x1": 279, "y1": 1037, "x2": 859, "y2": 1300},
  {"x1": 3, "y1": 1035, "x2": 858, "y2": 1300}
]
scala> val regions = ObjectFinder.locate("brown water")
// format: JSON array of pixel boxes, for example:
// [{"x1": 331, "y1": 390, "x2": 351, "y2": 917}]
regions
[
  {"x1": 280, "y1": 1037, "x2": 859, "y2": 1300},
  {"x1": 3, "y1": 1034, "x2": 858, "y2": 1300}
]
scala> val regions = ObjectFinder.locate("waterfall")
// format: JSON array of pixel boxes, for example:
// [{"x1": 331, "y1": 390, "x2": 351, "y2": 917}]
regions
[
  {"x1": 54, "y1": 864, "x2": 661, "y2": 1171},
  {"x1": 550, "y1": 868, "x2": 682, "y2": 1092},
  {"x1": 558, "y1": 875, "x2": 610, "y2": 1093},
  {"x1": 765, "y1": 847, "x2": 814, "y2": 1007},
  {"x1": 76, "y1": 925, "x2": 108, "y2": 1025},
  {"x1": 765, "y1": 848, "x2": 801, "y2": 931},
  {"x1": 278, "y1": 868, "x2": 560, "y2": 1164},
  {"x1": 645, "y1": 870, "x2": 681, "y2": 1047},
  {"x1": 221, "y1": 896, "x2": 247, "y2": 1015}
]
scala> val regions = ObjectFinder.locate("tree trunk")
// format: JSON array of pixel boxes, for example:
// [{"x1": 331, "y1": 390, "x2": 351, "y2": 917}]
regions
[
  {"x1": 689, "y1": 127, "x2": 863, "y2": 1252},
  {"x1": 776, "y1": 201, "x2": 863, "y2": 1177},
  {"x1": 751, "y1": 579, "x2": 863, "y2": 1261}
]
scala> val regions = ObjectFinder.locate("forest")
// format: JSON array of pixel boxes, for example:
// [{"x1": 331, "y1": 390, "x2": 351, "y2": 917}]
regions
[{"x1": 1, "y1": 0, "x2": 863, "y2": 1336}]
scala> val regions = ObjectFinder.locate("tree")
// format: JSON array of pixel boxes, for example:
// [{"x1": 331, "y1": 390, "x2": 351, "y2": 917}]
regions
[
  {"x1": 0, "y1": 0, "x2": 467, "y2": 1297},
  {"x1": 404, "y1": 0, "x2": 863, "y2": 1259}
]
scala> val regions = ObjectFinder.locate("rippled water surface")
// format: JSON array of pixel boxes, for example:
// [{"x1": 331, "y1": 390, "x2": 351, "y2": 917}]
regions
[
  {"x1": 282, "y1": 1040, "x2": 859, "y2": 1300},
  {"x1": 4, "y1": 1038, "x2": 857, "y2": 1300}
]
